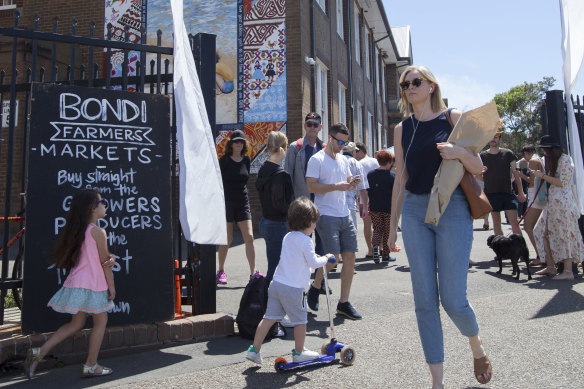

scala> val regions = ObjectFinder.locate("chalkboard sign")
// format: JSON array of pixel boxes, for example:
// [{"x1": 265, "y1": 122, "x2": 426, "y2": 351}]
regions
[{"x1": 22, "y1": 84, "x2": 174, "y2": 333}]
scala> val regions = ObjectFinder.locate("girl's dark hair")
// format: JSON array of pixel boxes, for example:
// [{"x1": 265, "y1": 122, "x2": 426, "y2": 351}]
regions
[
  {"x1": 50, "y1": 189, "x2": 100, "y2": 270},
  {"x1": 224, "y1": 139, "x2": 249, "y2": 157},
  {"x1": 288, "y1": 196, "x2": 320, "y2": 231},
  {"x1": 544, "y1": 146, "x2": 563, "y2": 177}
]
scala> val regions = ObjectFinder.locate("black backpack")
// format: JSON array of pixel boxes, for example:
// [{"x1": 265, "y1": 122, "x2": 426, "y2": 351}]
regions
[{"x1": 235, "y1": 276, "x2": 283, "y2": 339}]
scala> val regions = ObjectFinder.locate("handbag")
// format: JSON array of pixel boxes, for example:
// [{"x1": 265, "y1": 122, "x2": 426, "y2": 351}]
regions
[
  {"x1": 534, "y1": 177, "x2": 548, "y2": 204},
  {"x1": 444, "y1": 109, "x2": 493, "y2": 219}
]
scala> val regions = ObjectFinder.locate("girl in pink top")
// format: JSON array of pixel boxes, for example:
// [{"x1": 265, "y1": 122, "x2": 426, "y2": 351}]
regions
[{"x1": 24, "y1": 189, "x2": 116, "y2": 378}]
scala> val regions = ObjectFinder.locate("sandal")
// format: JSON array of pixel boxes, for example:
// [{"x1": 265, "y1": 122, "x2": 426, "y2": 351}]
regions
[
  {"x1": 552, "y1": 272, "x2": 574, "y2": 281},
  {"x1": 474, "y1": 355, "x2": 492, "y2": 384},
  {"x1": 82, "y1": 363, "x2": 114, "y2": 377},
  {"x1": 23, "y1": 347, "x2": 42, "y2": 379},
  {"x1": 535, "y1": 267, "x2": 558, "y2": 276}
]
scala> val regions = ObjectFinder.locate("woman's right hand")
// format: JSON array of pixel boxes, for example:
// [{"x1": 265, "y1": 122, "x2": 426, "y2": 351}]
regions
[{"x1": 388, "y1": 230, "x2": 401, "y2": 252}]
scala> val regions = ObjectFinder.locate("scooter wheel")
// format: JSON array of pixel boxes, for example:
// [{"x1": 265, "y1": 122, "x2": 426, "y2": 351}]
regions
[
  {"x1": 274, "y1": 357, "x2": 287, "y2": 372},
  {"x1": 321, "y1": 341, "x2": 331, "y2": 355},
  {"x1": 340, "y1": 346, "x2": 356, "y2": 365}
]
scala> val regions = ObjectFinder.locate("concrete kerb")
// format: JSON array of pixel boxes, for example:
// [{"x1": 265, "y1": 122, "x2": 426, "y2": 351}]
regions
[{"x1": 0, "y1": 313, "x2": 234, "y2": 368}]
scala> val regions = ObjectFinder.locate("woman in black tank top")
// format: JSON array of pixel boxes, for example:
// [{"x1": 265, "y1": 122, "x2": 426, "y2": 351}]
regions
[{"x1": 387, "y1": 66, "x2": 491, "y2": 388}]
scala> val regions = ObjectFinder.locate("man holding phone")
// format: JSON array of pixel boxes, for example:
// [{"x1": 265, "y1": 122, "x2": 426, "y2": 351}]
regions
[{"x1": 305, "y1": 123, "x2": 363, "y2": 320}]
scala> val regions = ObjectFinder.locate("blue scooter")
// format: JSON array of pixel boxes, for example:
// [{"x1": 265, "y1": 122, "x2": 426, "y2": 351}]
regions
[{"x1": 274, "y1": 257, "x2": 356, "y2": 371}]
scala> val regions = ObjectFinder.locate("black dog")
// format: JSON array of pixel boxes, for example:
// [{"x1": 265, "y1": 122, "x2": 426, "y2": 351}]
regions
[{"x1": 486, "y1": 234, "x2": 532, "y2": 280}]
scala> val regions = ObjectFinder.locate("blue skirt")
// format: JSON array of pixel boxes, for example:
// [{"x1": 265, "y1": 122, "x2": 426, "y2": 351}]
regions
[{"x1": 48, "y1": 286, "x2": 113, "y2": 315}]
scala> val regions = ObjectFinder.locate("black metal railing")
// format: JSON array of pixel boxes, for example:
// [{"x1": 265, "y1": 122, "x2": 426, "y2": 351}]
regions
[{"x1": 0, "y1": 10, "x2": 217, "y2": 324}]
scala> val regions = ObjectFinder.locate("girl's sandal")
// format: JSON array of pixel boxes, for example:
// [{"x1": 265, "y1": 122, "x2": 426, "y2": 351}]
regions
[
  {"x1": 23, "y1": 347, "x2": 42, "y2": 379},
  {"x1": 82, "y1": 363, "x2": 114, "y2": 377},
  {"x1": 474, "y1": 355, "x2": 492, "y2": 384}
]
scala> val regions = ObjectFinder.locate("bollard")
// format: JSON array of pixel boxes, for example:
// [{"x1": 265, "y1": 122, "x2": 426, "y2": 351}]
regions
[{"x1": 174, "y1": 260, "x2": 185, "y2": 318}]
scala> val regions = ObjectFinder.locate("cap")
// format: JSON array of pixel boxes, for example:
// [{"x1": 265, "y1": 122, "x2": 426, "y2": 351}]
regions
[
  {"x1": 538, "y1": 135, "x2": 561, "y2": 148},
  {"x1": 344, "y1": 142, "x2": 357, "y2": 152},
  {"x1": 230, "y1": 129, "x2": 246, "y2": 141},
  {"x1": 305, "y1": 112, "x2": 321, "y2": 124}
]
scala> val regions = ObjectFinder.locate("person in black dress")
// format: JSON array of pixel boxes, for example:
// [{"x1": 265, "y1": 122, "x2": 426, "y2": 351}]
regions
[{"x1": 217, "y1": 130, "x2": 260, "y2": 285}]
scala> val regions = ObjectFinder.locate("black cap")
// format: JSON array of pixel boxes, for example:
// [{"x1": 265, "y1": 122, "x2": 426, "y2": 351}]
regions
[
  {"x1": 538, "y1": 135, "x2": 561, "y2": 148},
  {"x1": 305, "y1": 112, "x2": 321, "y2": 124},
  {"x1": 230, "y1": 129, "x2": 246, "y2": 141}
]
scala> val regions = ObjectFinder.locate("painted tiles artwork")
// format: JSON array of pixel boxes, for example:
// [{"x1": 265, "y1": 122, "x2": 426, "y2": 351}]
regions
[
  {"x1": 148, "y1": 0, "x2": 238, "y2": 125},
  {"x1": 104, "y1": 0, "x2": 145, "y2": 91}
]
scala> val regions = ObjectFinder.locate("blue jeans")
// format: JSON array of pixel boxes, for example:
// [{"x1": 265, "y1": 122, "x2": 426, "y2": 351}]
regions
[
  {"x1": 259, "y1": 218, "x2": 288, "y2": 282},
  {"x1": 402, "y1": 188, "x2": 479, "y2": 364}
]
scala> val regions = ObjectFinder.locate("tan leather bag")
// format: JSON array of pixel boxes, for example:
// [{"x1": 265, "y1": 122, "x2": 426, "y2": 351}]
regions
[{"x1": 445, "y1": 109, "x2": 493, "y2": 219}]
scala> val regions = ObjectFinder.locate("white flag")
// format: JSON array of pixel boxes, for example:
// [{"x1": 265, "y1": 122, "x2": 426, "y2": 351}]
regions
[
  {"x1": 560, "y1": 0, "x2": 584, "y2": 214},
  {"x1": 171, "y1": 0, "x2": 227, "y2": 244}
]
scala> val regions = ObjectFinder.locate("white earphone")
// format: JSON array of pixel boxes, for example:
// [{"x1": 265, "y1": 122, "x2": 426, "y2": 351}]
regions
[{"x1": 429, "y1": 88, "x2": 433, "y2": 93}]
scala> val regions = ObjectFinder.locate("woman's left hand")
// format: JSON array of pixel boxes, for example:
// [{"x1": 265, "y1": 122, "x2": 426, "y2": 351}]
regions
[{"x1": 436, "y1": 142, "x2": 463, "y2": 160}]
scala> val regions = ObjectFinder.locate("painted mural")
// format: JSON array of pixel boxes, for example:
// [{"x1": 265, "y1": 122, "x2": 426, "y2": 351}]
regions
[
  {"x1": 147, "y1": 0, "x2": 238, "y2": 125},
  {"x1": 104, "y1": 0, "x2": 145, "y2": 91},
  {"x1": 216, "y1": 0, "x2": 287, "y2": 173},
  {"x1": 141, "y1": 0, "x2": 286, "y2": 171}
]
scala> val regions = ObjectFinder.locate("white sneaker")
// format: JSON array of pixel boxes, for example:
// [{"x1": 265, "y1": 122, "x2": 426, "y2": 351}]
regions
[
  {"x1": 246, "y1": 345, "x2": 263, "y2": 364},
  {"x1": 280, "y1": 315, "x2": 295, "y2": 328},
  {"x1": 292, "y1": 348, "x2": 319, "y2": 363}
]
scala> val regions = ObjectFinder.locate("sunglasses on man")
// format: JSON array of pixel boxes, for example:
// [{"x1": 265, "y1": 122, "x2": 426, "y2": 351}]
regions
[
  {"x1": 400, "y1": 77, "x2": 427, "y2": 91},
  {"x1": 305, "y1": 122, "x2": 320, "y2": 128},
  {"x1": 330, "y1": 134, "x2": 348, "y2": 146}
]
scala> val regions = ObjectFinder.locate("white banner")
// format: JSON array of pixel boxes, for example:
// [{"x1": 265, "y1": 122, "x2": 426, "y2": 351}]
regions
[
  {"x1": 560, "y1": 0, "x2": 584, "y2": 214},
  {"x1": 171, "y1": 0, "x2": 227, "y2": 244}
]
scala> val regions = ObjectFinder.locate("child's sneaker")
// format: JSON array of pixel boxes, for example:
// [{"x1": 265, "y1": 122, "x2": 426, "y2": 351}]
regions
[
  {"x1": 250, "y1": 270, "x2": 264, "y2": 279},
  {"x1": 292, "y1": 348, "x2": 319, "y2": 363},
  {"x1": 246, "y1": 345, "x2": 262, "y2": 364},
  {"x1": 216, "y1": 271, "x2": 227, "y2": 285}
]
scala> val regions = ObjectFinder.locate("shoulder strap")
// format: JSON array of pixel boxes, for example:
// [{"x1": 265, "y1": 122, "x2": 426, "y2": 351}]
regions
[
  {"x1": 296, "y1": 138, "x2": 302, "y2": 150},
  {"x1": 444, "y1": 108, "x2": 454, "y2": 129}
]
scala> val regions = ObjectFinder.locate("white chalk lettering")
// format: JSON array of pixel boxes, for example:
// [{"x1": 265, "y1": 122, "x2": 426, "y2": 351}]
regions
[
  {"x1": 108, "y1": 301, "x2": 131, "y2": 315},
  {"x1": 50, "y1": 122, "x2": 154, "y2": 146},
  {"x1": 59, "y1": 92, "x2": 147, "y2": 124},
  {"x1": 57, "y1": 170, "x2": 83, "y2": 188}
]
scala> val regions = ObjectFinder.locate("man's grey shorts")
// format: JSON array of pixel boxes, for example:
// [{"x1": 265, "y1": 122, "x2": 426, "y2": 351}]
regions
[
  {"x1": 316, "y1": 214, "x2": 358, "y2": 254},
  {"x1": 264, "y1": 281, "x2": 308, "y2": 326}
]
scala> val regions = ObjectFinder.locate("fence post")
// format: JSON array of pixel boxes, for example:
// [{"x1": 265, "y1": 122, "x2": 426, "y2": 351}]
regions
[{"x1": 191, "y1": 32, "x2": 217, "y2": 315}]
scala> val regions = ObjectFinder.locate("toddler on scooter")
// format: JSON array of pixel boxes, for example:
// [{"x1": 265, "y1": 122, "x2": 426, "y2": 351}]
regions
[{"x1": 246, "y1": 197, "x2": 337, "y2": 364}]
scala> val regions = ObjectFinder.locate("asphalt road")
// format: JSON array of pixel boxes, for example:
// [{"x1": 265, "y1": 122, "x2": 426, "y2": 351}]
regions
[{"x1": 2, "y1": 218, "x2": 584, "y2": 388}]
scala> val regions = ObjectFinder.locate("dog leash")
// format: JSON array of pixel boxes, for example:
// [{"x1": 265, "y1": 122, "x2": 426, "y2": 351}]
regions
[{"x1": 506, "y1": 179, "x2": 545, "y2": 237}]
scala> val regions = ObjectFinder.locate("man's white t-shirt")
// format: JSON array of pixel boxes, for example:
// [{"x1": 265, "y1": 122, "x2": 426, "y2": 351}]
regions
[
  {"x1": 273, "y1": 231, "x2": 328, "y2": 289},
  {"x1": 306, "y1": 149, "x2": 351, "y2": 217},
  {"x1": 359, "y1": 156, "x2": 380, "y2": 188}
]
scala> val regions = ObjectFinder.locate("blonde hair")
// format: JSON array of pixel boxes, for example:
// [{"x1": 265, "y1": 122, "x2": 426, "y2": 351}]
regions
[
  {"x1": 398, "y1": 65, "x2": 447, "y2": 116},
  {"x1": 266, "y1": 131, "x2": 288, "y2": 154}
]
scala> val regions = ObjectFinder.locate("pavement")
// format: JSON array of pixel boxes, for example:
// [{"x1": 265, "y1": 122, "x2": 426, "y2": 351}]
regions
[{"x1": 1, "y1": 218, "x2": 584, "y2": 388}]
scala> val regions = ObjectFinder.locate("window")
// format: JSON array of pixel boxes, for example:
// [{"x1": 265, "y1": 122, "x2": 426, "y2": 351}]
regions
[
  {"x1": 316, "y1": 61, "x2": 329, "y2": 140},
  {"x1": 375, "y1": 49, "x2": 380, "y2": 94},
  {"x1": 316, "y1": 0, "x2": 326, "y2": 12},
  {"x1": 364, "y1": 28, "x2": 370, "y2": 79},
  {"x1": 356, "y1": 103, "x2": 363, "y2": 143},
  {"x1": 354, "y1": 5, "x2": 360, "y2": 65},
  {"x1": 381, "y1": 64, "x2": 386, "y2": 102},
  {"x1": 338, "y1": 83, "x2": 346, "y2": 124},
  {"x1": 367, "y1": 112, "x2": 373, "y2": 153},
  {"x1": 336, "y1": 0, "x2": 344, "y2": 39},
  {"x1": 0, "y1": 0, "x2": 15, "y2": 9},
  {"x1": 378, "y1": 123, "x2": 383, "y2": 150}
]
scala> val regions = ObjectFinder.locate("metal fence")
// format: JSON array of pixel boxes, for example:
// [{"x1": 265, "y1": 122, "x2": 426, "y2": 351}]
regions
[{"x1": 0, "y1": 11, "x2": 216, "y2": 324}]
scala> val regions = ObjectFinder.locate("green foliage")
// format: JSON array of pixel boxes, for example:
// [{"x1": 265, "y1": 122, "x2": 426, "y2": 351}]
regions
[
  {"x1": 3, "y1": 291, "x2": 17, "y2": 308},
  {"x1": 494, "y1": 77, "x2": 556, "y2": 154}
]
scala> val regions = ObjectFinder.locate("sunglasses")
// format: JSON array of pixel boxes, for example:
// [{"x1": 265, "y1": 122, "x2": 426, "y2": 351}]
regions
[
  {"x1": 400, "y1": 77, "x2": 427, "y2": 91},
  {"x1": 306, "y1": 122, "x2": 320, "y2": 128},
  {"x1": 97, "y1": 199, "x2": 108, "y2": 208},
  {"x1": 330, "y1": 134, "x2": 348, "y2": 146},
  {"x1": 233, "y1": 139, "x2": 245, "y2": 144}
]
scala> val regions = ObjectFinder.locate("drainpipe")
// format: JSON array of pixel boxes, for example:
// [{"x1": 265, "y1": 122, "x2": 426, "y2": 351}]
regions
[
  {"x1": 310, "y1": 0, "x2": 316, "y2": 112},
  {"x1": 347, "y1": 0, "x2": 354, "y2": 137}
]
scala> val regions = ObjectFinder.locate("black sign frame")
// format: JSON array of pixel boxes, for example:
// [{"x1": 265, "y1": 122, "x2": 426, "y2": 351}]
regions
[{"x1": 22, "y1": 84, "x2": 174, "y2": 333}]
